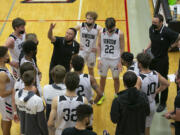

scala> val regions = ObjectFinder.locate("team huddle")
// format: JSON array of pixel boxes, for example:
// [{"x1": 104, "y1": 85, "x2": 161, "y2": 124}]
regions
[{"x1": 0, "y1": 11, "x2": 173, "y2": 135}]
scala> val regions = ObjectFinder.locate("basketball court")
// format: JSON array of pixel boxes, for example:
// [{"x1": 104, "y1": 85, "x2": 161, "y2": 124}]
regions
[{"x1": 0, "y1": 0, "x2": 179, "y2": 135}]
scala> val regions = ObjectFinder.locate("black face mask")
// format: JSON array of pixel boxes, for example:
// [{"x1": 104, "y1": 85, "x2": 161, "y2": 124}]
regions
[
  {"x1": 152, "y1": 24, "x2": 158, "y2": 30},
  {"x1": 86, "y1": 23, "x2": 93, "y2": 27},
  {"x1": 5, "y1": 58, "x2": 10, "y2": 63},
  {"x1": 19, "y1": 30, "x2": 25, "y2": 34}
]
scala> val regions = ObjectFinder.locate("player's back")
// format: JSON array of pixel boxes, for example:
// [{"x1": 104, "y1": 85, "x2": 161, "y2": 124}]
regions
[
  {"x1": 139, "y1": 71, "x2": 158, "y2": 103},
  {"x1": 55, "y1": 95, "x2": 85, "y2": 135},
  {"x1": 15, "y1": 89, "x2": 46, "y2": 135},
  {"x1": 128, "y1": 61, "x2": 140, "y2": 76},
  {"x1": 76, "y1": 74, "x2": 93, "y2": 102},
  {"x1": 43, "y1": 83, "x2": 66, "y2": 119}
]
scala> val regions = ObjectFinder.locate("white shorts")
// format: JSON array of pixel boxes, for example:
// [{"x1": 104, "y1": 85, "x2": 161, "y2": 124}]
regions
[
  {"x1": 146, "y1": 101, "x2": 156, "y2": 127},
  {"x1": 0, "y1": 97, "x2": 13, "y2": 121},
  {"x1": 79, "y1": 51, "x2": 96, "y2": 68},
  {"x1": 98, "y1": 58, "x2": 120, "y2": 78},
  {"x1": 55, "y1": 129, "x2": 62, "y2": 135}
]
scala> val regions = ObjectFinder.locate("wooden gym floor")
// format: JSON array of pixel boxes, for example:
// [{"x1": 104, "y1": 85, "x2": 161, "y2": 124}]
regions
[{"x1": 0, "y1": 0, "x2": 179, "y2": 135}]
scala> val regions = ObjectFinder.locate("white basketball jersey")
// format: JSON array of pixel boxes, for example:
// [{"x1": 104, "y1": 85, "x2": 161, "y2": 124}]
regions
[
  {"x1": 14, "y1": 78, "x2": 24, "y2": 92},
  {"x1": 139, "y1": 71, "x2": 159, "y2": 103},
  {"x1": 128, "y1": 62, "x2": 140, "y2": 76},
  {"x1": 80, "y1": 23, "x2": 99, "y2": 52},
  {"x1": 101, "y1": 28, "x2": 120, "y2": 59},
  {"x1": 9, "y1": 34, "x2": 26, "y2": 62},
  {"x1": 76, "y1": 74, "x2": 93, "y2": 102},
  {"x1": 43, "y1": 83, "x2": 66, "y2": 105},
  {"x1": 55, "y1": 95, "x2": 85, "y2": 134},
  {"x1": 20, "y1": 57, "x2": 42, "y2": 96},
  {"x1": 0, "y1": 68, "x2": 15, "y2": 99}
]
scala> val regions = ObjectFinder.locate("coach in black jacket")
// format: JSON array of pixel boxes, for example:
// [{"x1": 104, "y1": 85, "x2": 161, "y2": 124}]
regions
[{"x1": 111, "y1": 71, "x2": 150, "y2": 135}]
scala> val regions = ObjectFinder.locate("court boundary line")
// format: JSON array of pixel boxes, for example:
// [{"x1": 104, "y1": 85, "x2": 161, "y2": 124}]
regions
[
  {"x1": 0, "y1": 19, "x2": 126, "y2": 22},
  {"x1": 124, "y1": 0, "x2": 130, "y2": 52},
  {"x1": 0, "y1": 0, "x2": 16, "y2": 36}
]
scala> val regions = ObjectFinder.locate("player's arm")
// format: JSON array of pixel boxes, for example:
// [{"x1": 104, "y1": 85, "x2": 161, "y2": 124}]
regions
[
  {"x1": 144, "y1": 41, "x2": 151, "y2": 53},
  {"x1": 97, "y1": 32, "x2": 102, "y2": 69},
  {"x1": 156, "y1": 72, "x2": 170, "y2": 94},
  {"x1": 118, "y1": 31, "x2": 125, "y2": 71},
  {"x1": 48, "y1": 23, "x2": 56, "y2": 43},
  {"x1": 119, "y1": 31, "x2": 124, "y2": 55},
  {"x1": 83, "y1": 97, "x2": 88, "y2": 104},
  {"x1": 135, "y1": 76, "x2": 142, "y2": 90},
  {"x1": 74, "y1": 24, "x2": 81, "y2": 31},
  {"x1": 48, "y1": 96, "x2": 58, "y2": 127},
  {"x1": 0, "y1": 72, "x2": 13, "y2": 97},
  {"x1": 90, "y1": 75, "x2": 103, "y2": 104},
  {"x1": 12, "y1": 88, "x2": 19, "y2": 122},
  {"x1": 5, "y1": 37, "x2": 14, "y2": 49}
]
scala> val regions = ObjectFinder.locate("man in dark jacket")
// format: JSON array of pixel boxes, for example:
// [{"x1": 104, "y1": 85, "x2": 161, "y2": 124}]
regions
[{"x1": 110, "y1": 71, "x2": 150, "y2": 135}]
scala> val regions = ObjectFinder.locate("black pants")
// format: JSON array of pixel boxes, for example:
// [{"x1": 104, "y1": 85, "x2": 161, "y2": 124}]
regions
[
  {"x1": 175, "y1": 124, "x2": 180, "y2": 135},
  {"x1": 150, "y1": 56, "x2": 169, "y2": 105}
]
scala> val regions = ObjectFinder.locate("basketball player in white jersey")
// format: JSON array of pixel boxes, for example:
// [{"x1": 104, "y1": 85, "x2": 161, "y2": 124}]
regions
[
  {"x1": 121, "y1": 52, "x2": 139, "y2": 75},
  {"x1": 0, "y1": 47, "x2": 15, "y2": 135},
  {"x1": 136, "y1": 53, "x2": 169, "y2": 135},
  {"x1": 75, "y1": 11, "x2": 102, "y2": 77},
  {"x1": 15, "y1": 70, "x2": 48, "y2": 135},
  {"x1": 97, "y1": 17, "x2": 124, "y2": 104},
  {"x1": 43, "y1": 65, "x2": 66, "y2": 120},
  {"x1": 5, "y1": 18, "x2": 26, "y2": 78},
  {"x1": 48, "y1": 72, "x2": 88, "y2": 135},
  {"x1": 12, "y1": 62, "x2": 36, "y2": 122},
  {"x1": 20, "y1": 40, "x2": 42, "y2": 96},
  {"x1": 71, "y1": 55, "x2": 102, "y2": 104}
]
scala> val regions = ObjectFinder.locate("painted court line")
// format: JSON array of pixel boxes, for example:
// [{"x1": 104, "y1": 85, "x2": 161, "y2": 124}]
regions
[
  {"x1": 0, "y1": 19, "x2": 126, "y2": 22},
  {"x1": 0, "y1": 0, "x2": 16, "y2": 36}
]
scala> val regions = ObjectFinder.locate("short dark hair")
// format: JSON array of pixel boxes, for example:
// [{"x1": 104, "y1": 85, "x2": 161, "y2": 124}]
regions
[
  {"x1": 154, "y1": 14, "x2": 164, "y2": 22},
  {"x1": 76, "y1": 104, "x2": 93, "y2": 121},
  {"x1": 71, "y1": 55, "x2": 84, "y2": 71},
  {"x1": 0, "y1": 46, "x2": 8, "y2": 58},
  {"x1": 22, "y1": 40, "x2": 37, "y2": 55},
  {"x1": 51, "y1": 65, "x2": 66, "y2": 83},
  {"x1": 136, "y1": 53, "x2": 151, "y2": 69},
  {"x1": 105, "y1": 17, "x2": 116, "y2": 29},
  {"x1": 121, "y1": 52, "x2": 134, "y2": 65},
  {"x1": 20, "y1": 62, "x2": 35, "y2": 78},
  {"x1": 12, "y1": 18, "x2": 26, "y2": 30},
  {"x1": 123, "y1": 71, "x2": 137, "y2": 88},
  {"x1": 69, "y1": 28, "x2": 77, "y2": 37},
  {"x1": 22, "y1": 70, "x2": 35, "y2": 86},
  {"x1": 85, "y1": 11, "x2": 98, "y2": 20},
  {"x1": 65, "y1": 72, "x2": 79, "y2": 91}
]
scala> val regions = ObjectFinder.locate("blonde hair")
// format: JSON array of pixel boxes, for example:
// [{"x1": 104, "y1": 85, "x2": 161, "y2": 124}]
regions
[
  {"x1": 85, "y1": 11, "x2": 98, "y2": 20},
  {"x1": 26, "y1": 33, "x2": 37, "y2": 43}
]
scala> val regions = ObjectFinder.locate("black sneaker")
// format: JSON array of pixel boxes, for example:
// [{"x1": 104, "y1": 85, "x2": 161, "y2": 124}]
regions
[{"x1": 156, "y1": 104, "x2": 166, "y2": 112}]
